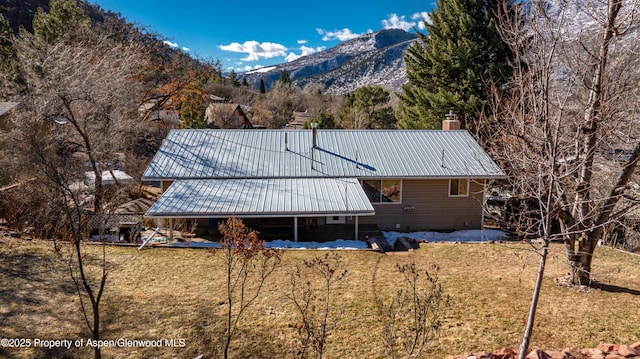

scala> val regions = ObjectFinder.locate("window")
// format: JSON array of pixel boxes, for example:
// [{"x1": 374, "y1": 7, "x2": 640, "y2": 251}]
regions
[
  {"x1": 362, "y1": 179, "x2": 401, "y2": 203},
  {"x1": 449, "y1": 178, "x2": 469, "y2": 197}
]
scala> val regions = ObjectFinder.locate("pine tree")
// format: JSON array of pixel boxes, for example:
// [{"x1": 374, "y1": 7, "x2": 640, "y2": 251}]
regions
[
  {"x1": 398, "y1": 0, "x2": 513, "y2": 130},
  {"x1": 0, "y1": 15, "x2": 22, "y2": 90},
  {"x1": 228, "y1": 70, "x2": 240, "y2": 87},
  {"x1": 278, "y1": 69, "x2": 291, "y2": 85},
  {"x1": 32, "y1": 0, "x2": 90, "y2": 43},
  {"x1": 259, "y1": 79, "x2": 266, "y2": 94},
  {"x1": 339, "y1": 86, "x2": 396, "y2": 129}
]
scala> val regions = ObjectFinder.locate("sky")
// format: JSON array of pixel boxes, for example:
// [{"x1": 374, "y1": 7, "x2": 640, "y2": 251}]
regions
[{"x1": 90, "y1": 0, "x2": 436, "y2": 72}]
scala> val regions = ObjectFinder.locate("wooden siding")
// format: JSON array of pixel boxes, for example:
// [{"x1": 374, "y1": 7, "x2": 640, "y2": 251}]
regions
[{"x1": 360, "y1": 179, "x2": 485, "y2": 231}]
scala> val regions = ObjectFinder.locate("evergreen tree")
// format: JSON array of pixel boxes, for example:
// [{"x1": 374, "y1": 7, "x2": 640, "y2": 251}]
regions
[
  {"x1": 398, "y1": 0, "x2": 513, "y2": 130},
  {"x1": 278, "y1": 69, "x2": 291, "y2": 85},
  {"x1": 228, "y1": 70, "x2": 240, "y2": 87},
  {"x1": 259, "y1": 79, "x2": 266, "y2": 94},
  {"x1": 178, "y1": 80, "x2": 207, "y2": 129},
  {"x1": 241, "y1": 77, "x2": 248, "y2": 87},
  {"x1": 303, "y1": 111, "x2": 335, "y2": 129},
  {"x1": 339, "y1": 86, "x2": 396, "y2": 129},
  {"x1": 31, "y1": 0, "x2": 90, "y2": 43},
  {"x1": 0, "y1": 15, "x2": 22, "y2": 91}
]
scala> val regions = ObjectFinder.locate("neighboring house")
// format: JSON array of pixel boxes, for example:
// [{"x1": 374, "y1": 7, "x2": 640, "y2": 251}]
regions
[
  {"x1": 0, "y1": 102, "x2": 18, "y2": 117},
  {"x1": 286, "y1": 110, "x2": 314, "y2": 129},
  {"x1": 142, "y1": 124, "x2": 504, "y2": 241},
  {"x1": 85, "y1": 170, "x2": 134, "y2": 187},
  {"x1": 90, "y1": 198, "x2": 152, "y2": 242},
  {"x1": 139, "y1": 99, "x2": 181, "y2": 128},
  {"x1": 0, "y1": 102, "x2": 19, "y2": 130},
  {"x1": 208, "y1": 95, "x2": 227, "y2": 103},
  {"x1": 204, "y1": 103, "x2": 254, "y2": 129}
]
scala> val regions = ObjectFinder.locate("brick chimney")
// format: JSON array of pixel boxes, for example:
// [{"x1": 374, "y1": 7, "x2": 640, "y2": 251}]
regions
[{"x1": 442, "y1": 110, "x2": 461, "y2": 130}]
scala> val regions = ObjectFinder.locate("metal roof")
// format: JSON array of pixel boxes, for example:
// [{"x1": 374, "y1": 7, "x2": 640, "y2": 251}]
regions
[
  {"x1": 146, "y1": 177, "x2": 375, "y2": 218},
  {"x1": 142, "y1": 129, "x2": 503, "y2": 180},
  {"x1": 0, "y1": 102, "x2": 18, "y2": 116},
  {"x1": 85, "y1": 170, "x2": 134, "y2": 186}
]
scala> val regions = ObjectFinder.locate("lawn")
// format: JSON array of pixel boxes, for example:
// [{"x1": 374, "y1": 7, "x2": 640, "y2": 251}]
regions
[{"x1": 0, "y1": 236, "x2": 638, "y2": 358}]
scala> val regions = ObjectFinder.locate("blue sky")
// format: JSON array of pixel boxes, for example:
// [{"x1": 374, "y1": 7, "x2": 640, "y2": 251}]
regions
[{"x1": 90, "y1": 0, "x2": 435, "y2": 72}]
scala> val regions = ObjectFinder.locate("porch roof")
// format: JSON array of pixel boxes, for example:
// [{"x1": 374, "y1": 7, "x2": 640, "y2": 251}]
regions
[{"x1": 146, "y1": 177, "x2": 375, "y2": 218}]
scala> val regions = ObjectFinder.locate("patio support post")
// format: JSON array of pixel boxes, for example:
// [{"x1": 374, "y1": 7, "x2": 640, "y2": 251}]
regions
[
  {"x1": 169, "y1": 218, "x2": 174, "y2": 240},
  {"x1": 294, "y1": 216, "x2": 298, "y2": 242},
  {"x1": 354, "y1": 216, "x2": 359, "y2": 240},
  {"x1": 481, "y1": 179, "x2": 487, "y2": 231}
]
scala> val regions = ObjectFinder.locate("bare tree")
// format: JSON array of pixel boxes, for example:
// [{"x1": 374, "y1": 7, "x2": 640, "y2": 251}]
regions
[
  {"x1": 288, "y1": 252, "x2": 347, "y2": 359},
  {"x1": 266, "y1": 81, "x2": 303, "y2": 128},
  {"x1": 13, "y1": 27, "x2": 146, "y2": 212},
  {"x1": 491, "y1": 0, "x2": 640, "y2": 285},
  {"x1": 215, "y1": 216, "x2": 281, "y2": 359},
  {"x1": 372, "y1": 258, "x2": 448, "y2": 359},
  {"x1": 487, "y1": 0, "x2": 640, "y2": 355},
  {"x1": 5, "y1": 20, "x2": 147, "y2": 358}
]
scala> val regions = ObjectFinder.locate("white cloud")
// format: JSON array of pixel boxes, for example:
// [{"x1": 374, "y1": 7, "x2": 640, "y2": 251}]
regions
[
  {"x1": 316, "y1": 28, "x2": 361, "y2": 41},
  {"x1": 284, "y1": 45, "x2": 326, "y2": 62},
  {"x1": 382, "y1": 13, "x2": 415, "y2": 31},
  {"x1": 297, "y1": 39, "x2": 307, "y2": 44},
  {"x1": 182, "y1": 47, "x2": 190, "y2": 52},
  {"x1": 412, "y1": 11, "x2": 432, "y2": 30},
  {"x1": 219, "y1": 40, "x2": 288, "y2": 61},
  {"x1": 163, "y1": 41, "x2": 178, "y2": 48}
]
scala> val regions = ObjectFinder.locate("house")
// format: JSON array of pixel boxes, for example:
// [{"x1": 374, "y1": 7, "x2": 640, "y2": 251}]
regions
[
  {"x1": 286, "y1": 110, "x2": 314, "y2": 129},
  {"x1": 204, "y1": 103, "x2": 254, "y2": 129},
  {"x1": 138, "y1": 99, "x2": 181, "y2": 128},
  {"x1": 85, "y1": 170, "x2": 134, "y2": 187},
  {"x1": 0, "y1": 102, "x2": 19, "y2": 130},
  {"x1": 0, "y1": 102, "x2": 18, "y2": 117},
  {"x1": 142, "y1": 125, "x2": 504, "y2": 241},
  {"x1": 208, "y1": 95, "x2": 227, "y2": 103}
]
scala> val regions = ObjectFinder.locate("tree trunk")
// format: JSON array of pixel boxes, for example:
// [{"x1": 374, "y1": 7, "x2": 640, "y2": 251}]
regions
[
  {"x1": 573, "y1": 238, "x2": 595, "y2": 286},
  {"x1": 93, "y1": 310, "x2": 101, "y2": 359},
  {"x1": 569, "y1": 0, "x2": 622, "y2": 285},
  {"x1": 518, "y1": 242, "x2": 549, "y2": 359}
]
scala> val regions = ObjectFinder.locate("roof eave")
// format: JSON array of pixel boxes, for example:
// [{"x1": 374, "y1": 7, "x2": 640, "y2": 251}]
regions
[{"x1": 144, "y1": 211, "x2": 376, "y2": 219}]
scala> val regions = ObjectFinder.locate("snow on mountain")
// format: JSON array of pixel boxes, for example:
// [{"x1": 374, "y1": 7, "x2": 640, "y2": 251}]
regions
[{"x1": 239, "y1": 28, "x2": 417, "y2": 95}]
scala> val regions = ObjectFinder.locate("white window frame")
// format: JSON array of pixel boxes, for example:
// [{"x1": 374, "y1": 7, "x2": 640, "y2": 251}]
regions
[
  {"x1": 448, "y1": 178, "x2": 470, "y2": 197},
  {"x1": 361, "y1": 179, "x2": 403, "y2": 204},
  {"x1": 326, "y1": 215, "x2": 346, "y2": 224}
]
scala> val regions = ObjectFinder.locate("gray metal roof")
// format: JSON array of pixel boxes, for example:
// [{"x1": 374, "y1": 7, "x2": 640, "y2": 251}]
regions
[
  {"x1": 146, "y1": 177, "x2": 375, "y2": 218},
  {"x1": 142, "y1": 129, "x2": 503, "y2": 180},
  {"x1": 0, "y1": 102, "x2": 18, "y2": 116}
]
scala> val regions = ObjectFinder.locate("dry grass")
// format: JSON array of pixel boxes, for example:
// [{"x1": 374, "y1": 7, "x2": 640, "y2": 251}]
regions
[{"x1": 1, "y1": 237, "x2": 639, "y2": 359}]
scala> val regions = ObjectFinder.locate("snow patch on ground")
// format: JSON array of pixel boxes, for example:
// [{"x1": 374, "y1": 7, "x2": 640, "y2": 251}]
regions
[
  {"x1": 382, "y1": 229, "x2": 510, "y2": 247},
  {"x1": 166, "y1": 229, "x2": 511, "y2": 249}
]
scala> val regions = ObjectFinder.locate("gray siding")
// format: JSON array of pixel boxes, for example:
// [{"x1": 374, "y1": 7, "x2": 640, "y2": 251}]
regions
[{"x1": 360, "y1": 179, "x2": 485, "y2": 231}]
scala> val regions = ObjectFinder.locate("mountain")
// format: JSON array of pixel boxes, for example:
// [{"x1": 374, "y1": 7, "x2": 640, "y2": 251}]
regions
[{"x1": 239, "y1": 29, "x2": 417, "y2": 95}]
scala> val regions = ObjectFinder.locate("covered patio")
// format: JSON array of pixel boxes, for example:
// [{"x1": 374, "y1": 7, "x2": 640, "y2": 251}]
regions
[{"x1": 145, "y1": 177, "x2": 375, "y2": 242}]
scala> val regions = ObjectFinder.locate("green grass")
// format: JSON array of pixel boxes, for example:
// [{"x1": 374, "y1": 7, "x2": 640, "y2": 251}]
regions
[{"x1": 1, "y1": 237, "x2": 639, "y2": 358}]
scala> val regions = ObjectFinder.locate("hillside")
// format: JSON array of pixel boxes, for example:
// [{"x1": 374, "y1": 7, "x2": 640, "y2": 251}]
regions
[
  {"x1": 1, "y1": 0, "x2": 112, "y2": 34},
  {"x1": 0, "y1": 0, "x2": 207, "y2": 80},
  {"x1": 240, "y1": 28, "x2": 417, "y2": 95}
]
